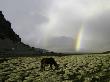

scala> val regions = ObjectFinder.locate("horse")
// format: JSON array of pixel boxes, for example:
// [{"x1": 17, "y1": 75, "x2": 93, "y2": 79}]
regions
[{"x1": 40, "y1": 58, "x2": 59, "y2": 71}]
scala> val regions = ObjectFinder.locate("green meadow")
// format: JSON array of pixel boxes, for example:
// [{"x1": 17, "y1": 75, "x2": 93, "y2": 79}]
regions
[{"x1": 0, "y1": 54, "x2": 110, "y2": 82}]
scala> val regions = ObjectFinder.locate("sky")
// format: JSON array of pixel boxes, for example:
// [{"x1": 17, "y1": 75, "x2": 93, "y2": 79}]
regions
[{"x1": 0, "y1": 0, "x2": 110, "y2": 53}]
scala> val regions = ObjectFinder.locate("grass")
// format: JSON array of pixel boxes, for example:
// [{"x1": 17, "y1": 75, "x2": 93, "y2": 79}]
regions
[{"x1": 0, "y1": 54, "x2": 110, "y2": 82}]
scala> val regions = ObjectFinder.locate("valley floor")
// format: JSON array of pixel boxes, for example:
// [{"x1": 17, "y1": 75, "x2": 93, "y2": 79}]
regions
[{"x1": 0, "y1": 54, "x2": 110, "y2": 82}]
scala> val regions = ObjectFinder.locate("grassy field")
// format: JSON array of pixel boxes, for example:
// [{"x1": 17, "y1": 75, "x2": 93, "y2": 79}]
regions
[{"x1": 0, "y1": 54, "x2": 110, "y2": 82}]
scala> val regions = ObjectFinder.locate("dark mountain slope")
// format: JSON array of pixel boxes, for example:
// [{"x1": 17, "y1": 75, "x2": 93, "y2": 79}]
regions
[
  {"x1": 0, "y1": 11, "x2": 48, "y2": 56},
  {"x1": 0, "y1": 11, "x2": 21, "y2": 42}
]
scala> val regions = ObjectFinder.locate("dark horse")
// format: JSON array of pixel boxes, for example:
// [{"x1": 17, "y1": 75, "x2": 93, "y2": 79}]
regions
[{"x1": 40, "y1": 58, "x2": 59, "y2": 71}]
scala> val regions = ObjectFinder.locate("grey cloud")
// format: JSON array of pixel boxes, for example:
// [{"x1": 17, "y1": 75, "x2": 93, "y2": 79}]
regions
[
  {"x1": 86, "y1": 10, "x2": 110, "y2": 40},
  {"x1": 82, "y1": 10, "x2": 110, "y2": 51}
]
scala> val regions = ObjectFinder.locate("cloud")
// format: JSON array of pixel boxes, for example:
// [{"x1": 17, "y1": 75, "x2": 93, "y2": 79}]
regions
[
  {"x1": 42, "y1": 0, "x2": 110, "y2": 38},
  {"x1": 81, "y1": 10, "x2": 110, "y2": 52}
]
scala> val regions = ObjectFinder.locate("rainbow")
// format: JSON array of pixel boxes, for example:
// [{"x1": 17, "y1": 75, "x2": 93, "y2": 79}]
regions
[{"x1": 76, "y1": 24, "x2": 84, "y2": 51}]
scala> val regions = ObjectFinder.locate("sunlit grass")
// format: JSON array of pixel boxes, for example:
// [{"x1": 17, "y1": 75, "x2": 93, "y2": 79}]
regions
[{"x1": 0, "y1": 54, "x2": 110, "y2": 82}]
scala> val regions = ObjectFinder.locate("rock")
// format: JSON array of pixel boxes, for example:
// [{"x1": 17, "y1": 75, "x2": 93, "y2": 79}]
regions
[{"x1": 0, "y1": 11, "x2": 21, "y2": 42}]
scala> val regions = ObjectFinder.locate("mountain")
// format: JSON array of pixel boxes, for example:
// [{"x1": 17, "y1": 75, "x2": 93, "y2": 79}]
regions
[
  {"x1": 0, "y1": 11, "x2": 21, "y2": 42},
  {"x1": 0, "y1": 11, "x2": 48, "y2": 56}
]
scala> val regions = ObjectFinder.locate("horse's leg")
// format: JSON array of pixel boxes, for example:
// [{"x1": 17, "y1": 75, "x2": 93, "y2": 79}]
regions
[
  {"x1": 41, "y1": 63, "x2": 45, "y2": 71},
  {"x1": 50, "y1": 64, "x2": 53, "y2": 70},
  {"x1": 40, "y1": 64, "x2": 43, "y2": 71},
  {"x1": 54, "y1": 62, "x2": 59, "y2": 70},
  {"x1": 43, "y1": 64, "x2": 45, "y2": 71}
]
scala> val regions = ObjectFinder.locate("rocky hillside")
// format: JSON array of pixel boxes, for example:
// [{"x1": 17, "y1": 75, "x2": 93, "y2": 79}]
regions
[
  {"x1": 0, "y1": 11, "x2": 21, "y2": 42},
  {"x1": 0, "y1": 11, "x2": 48, "y2": 56}
]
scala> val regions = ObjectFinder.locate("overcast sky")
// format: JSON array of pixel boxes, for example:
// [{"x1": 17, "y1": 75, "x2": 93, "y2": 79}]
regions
[{"x1": 0, "y1": 0, "x2": 110, "y2": 52}]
